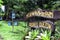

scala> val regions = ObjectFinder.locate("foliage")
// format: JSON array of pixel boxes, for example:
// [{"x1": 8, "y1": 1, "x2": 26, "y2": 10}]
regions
[
  {"x1": 40, "y1": 30, "x2": 51, "y2": 40},
  {"x1": 54, "y1": 21, "x2": 60, "y2": 40},
  {"x1": 3, "y1": 0, "x2": 29, "y2": 17},
  {"x1": 0, "y1": 0, "x2": 3, "y2": 7},
  {"x1": 0, "y1": 21, "x2": 28, "y2": 40},
  {"x1": 51, "y1": 1, "x2": 60, "y2": 10},
  {"x1": 2, "y1": 0, "x2": 60, "y2": 18},
  {"x1": 0, "y1": 12, "x2": 5, "y2": 16},
  {"x1": 0, "y1": 0, "x2": 4, "y2": 16},
  {"x1": 29, "y1": 29, "x2": 39, "y2": 40}
]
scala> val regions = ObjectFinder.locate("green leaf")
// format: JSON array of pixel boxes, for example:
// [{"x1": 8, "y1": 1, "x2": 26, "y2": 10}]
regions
[{"x1": 0, "y1": 0, "x2": 3, "y2": 7}]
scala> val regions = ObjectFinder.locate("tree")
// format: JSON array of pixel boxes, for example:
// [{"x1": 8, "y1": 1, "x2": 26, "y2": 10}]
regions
[
  {"x1": 51, "y1": 1, "x2": 60, "y2": 10},
  {"x1": 0, "y1": 0, "x2": 3, "y2": 7},
  {"x1": 3, "y1": 0, "x2": 29, "y2": 18},
  {"x1": 2, "y1": 0, "x2": 60, "y2": 19}
]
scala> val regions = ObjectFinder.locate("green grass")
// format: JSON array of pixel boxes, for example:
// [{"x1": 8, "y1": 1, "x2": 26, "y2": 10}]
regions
[{"x1": 0, "y1": 21, "x2": 28, "y2": 40}]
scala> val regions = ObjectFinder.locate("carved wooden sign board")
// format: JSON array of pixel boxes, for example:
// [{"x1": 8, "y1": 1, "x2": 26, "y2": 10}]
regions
[
  {"x1": 29, "y1": 21, "x2": 53, "y2": 30},
  {"x1": 26, "y1": 10, "x2": 60, "y2": 30},
  {"x1": 26, "y1": 10, "x2": 53, "y2": 19},
  {"x1": 26, "y1": 10, "x2": 60, "y2": 19}
]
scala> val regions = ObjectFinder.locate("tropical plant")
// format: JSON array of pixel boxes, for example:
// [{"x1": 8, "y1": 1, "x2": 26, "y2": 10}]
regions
[
  {"x1": 54, "y1": 21, "x2": 60, "y2": 40},
  {"x1": 29, "y1": 29, "x2": 39, "y2": 40},
  {"x1": 0, "y1": 0, "x2": 3, "y2": 7},
  {"x1": 40, "y1": 30, "x2": 51, "y2": 40}
]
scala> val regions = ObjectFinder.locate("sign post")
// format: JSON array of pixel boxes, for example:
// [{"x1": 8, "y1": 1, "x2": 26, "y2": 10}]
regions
[
  {"x1": 11, "y1": 11, "x2": 15, "y2": 32},
  {"x1": 0, "y1": 16, "x2": 2, "y2": 20}
]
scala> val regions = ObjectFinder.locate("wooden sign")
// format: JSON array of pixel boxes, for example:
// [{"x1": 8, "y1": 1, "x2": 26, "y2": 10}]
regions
[
  {"x1": 29, "y1": 21, "x2": 53, "y2": 29},
  {"x1": 12, "y1": 12, "x2": 15, "y2": 19},
  {"x1": 39, "y1": 21, "x2": 52, "y2": 29},
  {"x1": 0, "y1": 17, "x2": 2, "y2": 20},
  {"x1": 26, "y1": 10, "x2": 60, "y2": 19},
  {"x1": 13, "y1": 21, "x2": 18, "y2": 26},
  {"x1": 8, "y1": 21, "x2": 18, "y2": 26},
  {"x1": 8, "y1": 21, "x2": 12, "y2": 26},
  {"x1": 26, "y1": 9, "x2": 57, "y2": 36},
  {"x1": 29, "y1": 22, "x2": 38, "y2": 28},
  {"x1": 10, "y1": 11, "x2": 16, "y2": 19},
  {"x1": 26, "y1": 10, "x2": 53, "y2": 18}
]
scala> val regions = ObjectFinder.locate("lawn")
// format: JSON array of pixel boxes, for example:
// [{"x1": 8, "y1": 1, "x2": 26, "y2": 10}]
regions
[{"x1": 0, "y1": 21, "x2": 28, "y2": 40}]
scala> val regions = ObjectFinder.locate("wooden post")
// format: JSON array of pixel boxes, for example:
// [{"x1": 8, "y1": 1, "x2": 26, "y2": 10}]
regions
[
  {"x1": 11, "y1": 10, "x2": 15, "y2": 32},
  {"x1": 12, "y1": 19, "x2": 14, "y2": 32}
]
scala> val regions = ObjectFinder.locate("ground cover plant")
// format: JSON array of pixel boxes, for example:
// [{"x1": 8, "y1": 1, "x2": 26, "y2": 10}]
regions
[
  {"x1": 0, "y1": 21, "x2": 28, "y2": 40},
  {"x1": 29, "y1": 29, "x2": 39, "y2": 40},
  {"x1": 40, "y1": 30, "x2": 51, "y2": 40}
]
